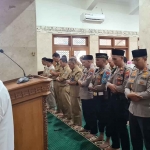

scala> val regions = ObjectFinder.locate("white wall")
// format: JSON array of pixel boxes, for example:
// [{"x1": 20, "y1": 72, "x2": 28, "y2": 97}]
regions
[
  {"x1": 36, "y1": 0, "x2": 139, "y2": 31},
  {"x1": 36, "y1": 0, "x2": 139, "y2": 71},
  {"x1": 0, "y1": 1, "x2": 37, "y2": 81}
]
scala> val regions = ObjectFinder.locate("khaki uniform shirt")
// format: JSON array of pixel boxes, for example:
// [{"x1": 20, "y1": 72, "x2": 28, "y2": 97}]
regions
[
  {"x1": 69, "y1": 66, "x2": 82, "y2": 97},
  {"x1": 107, "y1": 65, "x2": 131, "y2": 93},
  {"x1": 43, "y1": 66, "x2": 47, "y2": 76},
  {"x1": 51, "y1": 62, "x2": 62, "y2": 80},
  {"x1": 89, "y1": 66, "x2": 111, "y2": 96},
  {"x1": 59, "y1": 65, "x2": 71, "y2": 87},
  {"x1": 79, "y1": 63, "x2": 96, "y2": 99},
  {"x1": 125, "y1": 66, "x2": 150, "y2": 117},
  {"x1": 46, "y1": 65, "x2": 55, "y2": 77}
]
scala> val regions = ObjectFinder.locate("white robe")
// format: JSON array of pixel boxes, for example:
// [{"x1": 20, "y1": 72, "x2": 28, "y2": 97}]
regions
[{"x1": 0, "y1": 80, "x2": 14, "y2": 150}]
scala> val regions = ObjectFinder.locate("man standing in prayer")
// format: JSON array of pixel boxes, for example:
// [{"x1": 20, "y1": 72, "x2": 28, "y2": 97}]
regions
[
  {"x1": 56, "y1": 56, "x2": 71, "y2": 120},
  {"x1": 67, "y1": 57, "x2": 82, "y2": 126},
  {"x1": 125, "y1": 49, "x2": 150, "y2": 150},
  {"x1": 78, "y1": 55, "x2": 96, "y2": 138},
  {"x1": 45, "y1": 58, "x2": 56, "y2": 111},
  {"x1": 51, "y1": 52, "x2": 62, "y2": 113},
  {"x1": 106, "y1": 49, "x2": 131, "y2": 150},
  {"x1": 88, "y1": 53, "x2": 111, "y2": 148}
]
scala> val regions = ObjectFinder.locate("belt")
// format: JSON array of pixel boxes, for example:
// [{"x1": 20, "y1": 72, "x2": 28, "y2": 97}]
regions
[{"x1": 93, "y1": 92, "x2": 103, "y2": 96}]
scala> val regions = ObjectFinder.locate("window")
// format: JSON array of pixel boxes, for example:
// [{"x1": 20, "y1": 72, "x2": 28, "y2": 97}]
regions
[
  {"x1": 99, "y1": 37, "x2": 129, "y2": 59},
  {"x1": 73, "y1": 38, "x2": 86, "y2": 45},
  {"x1": 115, "y1": 39, "x2": 126, "y2": 46},
  {"x1": 53, "y1": 35, "x2": 89, "y2": 62},
  {"x1": 100, "y1": 39, "x2": 112, "y2": 46},
  {"x1": 54, "y1": 37, "x2": 69, "y2": 45}
]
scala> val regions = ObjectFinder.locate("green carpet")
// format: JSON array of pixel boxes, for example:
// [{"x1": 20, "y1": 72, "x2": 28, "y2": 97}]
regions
[
  {"x1": 47, "y1": 112, "x2": 100, "y2": 150},
  {"x1": 47, "y1": 112, "x2": 146, "y2": 150}
]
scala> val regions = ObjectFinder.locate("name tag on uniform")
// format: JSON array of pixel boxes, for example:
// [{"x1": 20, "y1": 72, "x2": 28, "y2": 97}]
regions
[
  {"x1": 93, "y1": 92, "x2": 97, "y2": 96},
  {"x1": 98, "y1": 92, "x2": 103, "y2": 96}
]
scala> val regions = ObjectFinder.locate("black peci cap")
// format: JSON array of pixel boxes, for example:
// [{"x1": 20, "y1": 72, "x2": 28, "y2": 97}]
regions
[
  {"x1": 112, "y1": 49, "x2": 125, "y2": 56},
  {"x1": 96, "y1": 53, "x2": 108, "y2": 59},
  {"x1": 132, "y1": 49, "x2": 147, "y2": 58},
  {"x1": 82, "y1": 55, "x2": 93, "y2": 60}
]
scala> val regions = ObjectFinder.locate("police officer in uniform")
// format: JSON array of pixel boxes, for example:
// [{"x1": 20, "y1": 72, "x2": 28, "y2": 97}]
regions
[
  {"x1": 56, "y1": 56, "x2": 71, "y2": 120},
  {"x1": 78, "y1": 55, "x2": 96, "y2": 138},
  {"x1": 88, "y1": 53, "x2": 111, "y2": 144},
  {"x1": 51, "y1": 52, "x2": 62, "y2": 114},
  {"x1": 106, "y1": 49, "x2": 131, "y2": 150},
  {"x1": 125, "y1": 49, "x2": 150, "y2": 150},
  {"x1": 67, "y1": 57, "x2": 82, "y2": 126}
]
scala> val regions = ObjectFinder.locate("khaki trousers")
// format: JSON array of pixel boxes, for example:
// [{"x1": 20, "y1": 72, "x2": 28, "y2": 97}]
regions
[
  {"x1": 59, "y1": 85, "x2": 71, "y2": 119},
  {"x1": 70, "y1": 96, "x2": 82, "y2": 126},
  {"x1": 53, "y1": 81, "x2": 61, "y2": 113},
  {"x1": 46, "y1": 81, "x2": 56, "y2": 109}
]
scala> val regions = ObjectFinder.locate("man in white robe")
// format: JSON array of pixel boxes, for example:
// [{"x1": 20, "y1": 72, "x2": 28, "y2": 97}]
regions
[{"x1": 0, "y1": 80, "x2": 14, "y2": 150}]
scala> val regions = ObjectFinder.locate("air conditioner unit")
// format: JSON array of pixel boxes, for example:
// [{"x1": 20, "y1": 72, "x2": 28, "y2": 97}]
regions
[{"x1": 81, "y1": 13, "x2": 105, "y2": 23}]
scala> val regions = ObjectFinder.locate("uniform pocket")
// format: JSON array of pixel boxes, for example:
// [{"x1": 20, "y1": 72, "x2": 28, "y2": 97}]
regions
[
  {"x1": 138, "y1": 80, "x2": 147, "y2": 85},
  {"x1": 137, "y1": 79, "x2": 147, "y2": 91}
]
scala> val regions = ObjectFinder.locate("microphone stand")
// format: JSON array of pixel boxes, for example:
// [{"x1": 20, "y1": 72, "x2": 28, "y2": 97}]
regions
[{"x1": 0, "y1": 49, "x2": 29, "y2": 84}]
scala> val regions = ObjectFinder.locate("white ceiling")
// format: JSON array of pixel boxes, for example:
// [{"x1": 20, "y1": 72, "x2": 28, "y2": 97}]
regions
[
  {"x1": 88, "y1": 0, "x2": 139, "y2": 15},
  {"x1": 98, "y1": 0, "x2": 139, "y2": 6}
]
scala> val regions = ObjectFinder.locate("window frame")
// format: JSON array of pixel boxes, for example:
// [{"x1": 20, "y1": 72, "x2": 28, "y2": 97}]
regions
[
  {"x1": 99, "y1": 36, "x2": 129, "y2": 59},
  {"x1": 52, "y1": 34, "x2": 89, "y2": 58}
]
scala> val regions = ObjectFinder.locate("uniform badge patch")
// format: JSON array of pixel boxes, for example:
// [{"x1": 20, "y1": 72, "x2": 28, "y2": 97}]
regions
[
  {"x1": 89, "y1": 68, "x2": 94, "y2": 75},
  {"x1": 102, "y1": 70, "x2": 111, "y2": 84},
  {"x1": 125, "y1": 70, "x2": 130, "y2": 79},
  {"x1": 139, "y1": 81, "x2": 145, "y2": 85}
]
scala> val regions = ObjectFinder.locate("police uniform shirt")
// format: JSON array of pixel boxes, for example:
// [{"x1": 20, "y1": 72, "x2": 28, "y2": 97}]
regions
[
  {"x1": 89, "y1": 66, "x2": 111, "y2": 94},
  {"x1": 125, "y1": 65, "x2": 150, "y2": 117},
  {"x1": 79, "y1": 63, "x2": 96, "y2": 99},
  {"x1": 107, "y1": 65, "x2": 131, "y2": 93},
  {"x1": 69, "y1": 66, "x2": 82, "y2": 97},
  {"x1": 110, "y1": 66, "x2": 117, "y2": 73}
]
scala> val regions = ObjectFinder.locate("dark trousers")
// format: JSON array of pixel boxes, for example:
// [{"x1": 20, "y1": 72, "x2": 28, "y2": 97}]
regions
[
  {"x1": 129, "y1": 113, "x2": 150, "y2": 150},
  {"x1": 94, "y1": 96, "x2": 111, "y2": 137},
  {"x1": 110, "y1": 118, "x2": 130, "y2": 150},
  {"x1": 108, "y1": 93, "x2": 130, "y2": 150},
  {"x1": 81, "y1": 99, "x2": 97, "y2": 134}
]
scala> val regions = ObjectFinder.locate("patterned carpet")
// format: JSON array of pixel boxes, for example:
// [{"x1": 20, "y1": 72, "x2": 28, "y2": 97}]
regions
[
  {"x1": 47, "y1": 112, "x2": 146, "y2": 150},
  {"x1": 47, "y1": 112, "x2": 100, "y2": 150}
]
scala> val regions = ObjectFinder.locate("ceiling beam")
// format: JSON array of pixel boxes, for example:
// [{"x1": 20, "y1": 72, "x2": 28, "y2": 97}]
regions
[
  {"x1": 129, "y1": 0, "x2": 139, "y2": 15},
  {"x1": 85, "y1": 0, "x2": 99, "y2": 10},
  {"x1": 129, "y1": 6, "x2": 139, "y2": 15}
]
